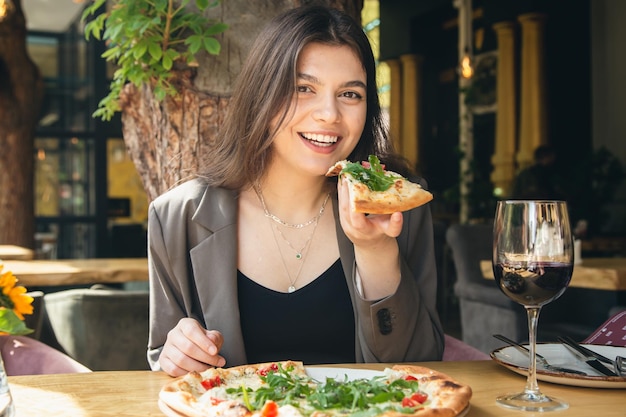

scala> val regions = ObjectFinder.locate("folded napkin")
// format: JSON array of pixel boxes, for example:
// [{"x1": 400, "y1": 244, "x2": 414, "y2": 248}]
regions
[{"x1": 582, "y1": 309, "x2": 626, "y2": 346}]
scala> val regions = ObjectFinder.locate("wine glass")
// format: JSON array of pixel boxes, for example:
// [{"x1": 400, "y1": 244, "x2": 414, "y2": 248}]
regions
[{"x1": 492, "y1": 200, "x2": 574, "y2": 412}]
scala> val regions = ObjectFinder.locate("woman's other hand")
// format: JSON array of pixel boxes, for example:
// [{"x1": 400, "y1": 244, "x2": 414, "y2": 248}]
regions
[{"x1": 159, "y1": 318, "x2": 226, "y2": 377}]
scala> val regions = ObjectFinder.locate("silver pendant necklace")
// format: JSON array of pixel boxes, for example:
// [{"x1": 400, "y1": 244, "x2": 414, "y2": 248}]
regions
[
  {"x1": 269, "y1": 217, "x2": 320, "y2": 292},
  {"x1": 255, "y1": 185, "x2": 330, "y2": 229},
  {"x1": 274, "y1": 225, "x2": 311, "y2": 259}
]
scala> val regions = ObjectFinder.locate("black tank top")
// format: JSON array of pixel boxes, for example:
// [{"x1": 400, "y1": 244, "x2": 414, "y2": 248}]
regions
[{"x1": 237, "y1": 259, "x2": 356, "y2": 364}]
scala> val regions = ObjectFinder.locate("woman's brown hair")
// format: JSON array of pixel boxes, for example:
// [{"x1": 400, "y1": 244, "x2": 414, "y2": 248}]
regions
[{"x1": 197, "y1": 5, "x2": 409, "y2": 189}]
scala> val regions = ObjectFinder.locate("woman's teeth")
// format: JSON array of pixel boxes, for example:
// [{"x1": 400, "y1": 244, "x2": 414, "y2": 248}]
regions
[{"x1": 301, "y1": 133, "x2": 338, "y2": 146}]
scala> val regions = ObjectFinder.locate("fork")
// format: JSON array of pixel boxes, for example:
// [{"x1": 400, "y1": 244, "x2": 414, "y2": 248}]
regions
[
  {"x1": 493, "y1": 334, "x2": 587, "y2": 375},
  {"x1": 616, "y1": 356, "x2": 626, "y2": 376}
]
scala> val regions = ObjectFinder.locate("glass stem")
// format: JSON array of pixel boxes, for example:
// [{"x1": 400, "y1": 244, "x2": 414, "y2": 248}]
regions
[{"x1": 524, "y1": 306, "x2": 541, "y2": 397}]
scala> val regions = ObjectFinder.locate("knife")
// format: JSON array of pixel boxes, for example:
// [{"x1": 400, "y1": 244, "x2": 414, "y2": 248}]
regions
[
  {"x1": 557, "y1": 336, "x2": 618, "y2": 377},
  {"x1": 559, "y1": 335, "x2": 614, "y2": 365},
  {"x1": 493, "y1": 334, "x2": 588, "y2": 375}
]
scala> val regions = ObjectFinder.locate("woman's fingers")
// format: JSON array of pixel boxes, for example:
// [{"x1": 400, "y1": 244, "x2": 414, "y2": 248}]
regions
[
  {"x1": 159, "y1": 318, "x2": 226, "y2": 376},
  {"x1": 338, "y1": 178, "x2": 403, "y2": 240}
]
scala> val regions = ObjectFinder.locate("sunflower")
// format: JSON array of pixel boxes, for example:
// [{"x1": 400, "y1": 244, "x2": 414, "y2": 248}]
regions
[{"x1": 0, "y1": 263, "x2": 34, "y2": 320}]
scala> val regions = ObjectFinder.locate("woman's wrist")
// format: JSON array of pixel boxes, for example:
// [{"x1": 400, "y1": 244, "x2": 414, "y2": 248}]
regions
[{"x1": 354, "y1": 240, "x2": 401, "y2": 300}]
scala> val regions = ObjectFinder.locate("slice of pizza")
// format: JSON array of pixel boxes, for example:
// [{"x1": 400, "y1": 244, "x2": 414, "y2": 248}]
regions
[
  {"x1": 326, "y1": 155, "x2": 433, "y2": 214},
  {"x1": 159, "y1": 361, "x2": 308, "y2": 417}
]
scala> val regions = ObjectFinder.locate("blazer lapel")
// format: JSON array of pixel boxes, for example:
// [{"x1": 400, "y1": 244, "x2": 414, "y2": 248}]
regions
[{"x1": 188, "y1": 187, "x2": 248, "y2": 365}]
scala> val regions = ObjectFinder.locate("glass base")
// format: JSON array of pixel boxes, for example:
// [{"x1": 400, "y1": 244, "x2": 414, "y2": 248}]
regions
[
  {"x1": 0, "y1": 395, "x2": 14, "y2": 417},
  {"x1": 496, "y1": 391, "x2": 568, "y2": 412}
]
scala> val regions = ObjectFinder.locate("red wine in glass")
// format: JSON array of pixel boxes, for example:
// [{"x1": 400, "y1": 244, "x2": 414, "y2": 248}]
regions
[{"x1": 494, "y1": 261, "x2": 573, "y2": 307}]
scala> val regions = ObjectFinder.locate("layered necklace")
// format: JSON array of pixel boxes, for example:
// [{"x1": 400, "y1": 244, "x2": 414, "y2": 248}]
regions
[
  {"x1": 255, "y1": 186, "x2": 330, "y2": 292},
  {"x1": 256, "y1": 185, "x2": 330, "y2": 229}
]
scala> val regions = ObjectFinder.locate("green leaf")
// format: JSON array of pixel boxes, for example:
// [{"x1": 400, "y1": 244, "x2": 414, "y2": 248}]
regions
[
  {"x1": 196, "y1": 0, "x2": 210, "y2": 10},
  {"x1": 81, "y1": 0, "x2": 107, "y2": 21},
  {"x1": 203, "y1": 37, "x2": 221, "y2": 55},
  {"x1": 101, "y1": 47, "x2": 119, "y2": 60},
  {"x1": 133, "y1": 41, "x2": 148, "y2": 60},
  {"x1": 162, "y1": 54, "x2": 173, "y2": 71},
  {"x1": 105, "y1": 23, "x2": 125, "y2": 43},
  {"x1": 185, "y1": 35, "x2": 203, "y2": 54},
  {"x1": 0, "y1": 309, "x2": 33, "y2": 336},
  {"x1": 204, "y1": 22, "x2": 229, "y2": 36},
  {"x1": 84, "y1": 15, "x2": 106, "y2": 41},
  {"x1": 154, "y1": 0, "x2": 168, "y2": 12},
  {"x1": 148, "y1": 43, "x2": 163, "y2": 61}
]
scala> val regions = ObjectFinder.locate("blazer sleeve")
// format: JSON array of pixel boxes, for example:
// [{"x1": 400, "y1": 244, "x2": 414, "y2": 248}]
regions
[
  {"x1": 146, "y1": 193, "x2": 202, "y2": 370},
  {"x1": 146, "y1": 202, "x2": 180, "y2": 370},
  {"x1": 352, "y1": 199, "x2": 445, "y2": 363}
]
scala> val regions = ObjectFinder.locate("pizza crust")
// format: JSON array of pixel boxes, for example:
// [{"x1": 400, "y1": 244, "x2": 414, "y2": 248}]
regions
[
  {"x1": 391, "y1": 365, "x2": 472, "y2": 417},
  {"x1": 326, "y1": 160, "x2": 433, "y2": 214}
]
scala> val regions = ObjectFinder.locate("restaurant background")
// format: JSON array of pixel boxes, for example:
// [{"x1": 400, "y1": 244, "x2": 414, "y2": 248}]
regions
[
  {"x1": 3, "y1": 0, "x2": 623, "y2": 382},
  {"x1": 21, "y1": 0, "x2": 626, "y2": 260}
]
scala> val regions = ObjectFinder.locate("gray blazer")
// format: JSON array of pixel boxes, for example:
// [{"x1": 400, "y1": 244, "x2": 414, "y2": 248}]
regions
[{"x1": 147, "y1": 178, "x2": 444, "y2": 369}]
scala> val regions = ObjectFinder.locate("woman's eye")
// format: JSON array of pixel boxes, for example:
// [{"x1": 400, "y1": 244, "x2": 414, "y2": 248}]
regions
[
  {"x1": 341, "y1": 91, "x2": 363, "y2": 100},
  {"x1": 297, "y1": 85, "x2": 312, "y2": 93}
]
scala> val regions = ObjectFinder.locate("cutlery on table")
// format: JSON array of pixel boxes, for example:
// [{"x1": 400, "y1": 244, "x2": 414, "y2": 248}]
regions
[
  {"x1": 492, "y1": 334, "x2": 587, "y2": 375},
  {"x1": 557, "y1": 336, "x2": 619, "y2": 377},
  {"x1": 558, "y1": 335, "x2": 626, "y2": 377}
]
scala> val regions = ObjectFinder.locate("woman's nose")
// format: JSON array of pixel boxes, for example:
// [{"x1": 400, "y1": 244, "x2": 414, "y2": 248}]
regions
[{"x1": 312, "y1": 94, "x2": 340, "y2": 123}]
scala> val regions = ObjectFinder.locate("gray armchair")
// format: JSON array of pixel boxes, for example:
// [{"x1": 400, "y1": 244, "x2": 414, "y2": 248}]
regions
[
  {"x1": 445, "y1": 223, "x2": 527, "y2": 353},
  {"x1": 43, "y1": 286, "x2": 150, "y2": 371}
]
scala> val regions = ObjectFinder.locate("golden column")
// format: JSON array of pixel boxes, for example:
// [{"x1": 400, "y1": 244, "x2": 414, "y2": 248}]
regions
[
  {"x1": 517, "y1": 13, "x2": 548, "y2": 169},
  {"x1": 490, "y1": 21, "x2": 517, "y2": 197},
  {"x1": 386, "y1": 58, "x2": 403, "y2": 154},
  {"x1": 399, "y1": 54, "x2": 423, "y2": 168}
]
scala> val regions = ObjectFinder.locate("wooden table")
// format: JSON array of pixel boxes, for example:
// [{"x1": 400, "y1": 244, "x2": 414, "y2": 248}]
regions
[
  {"x1": 480, "y1": 257, "x2": 626, "y2": 290},
  {"x1": 7, "y1": 362, "x2": 626, "y2": 416},
  {"x1": 1, "y1": 258, "x2": 148, "y2": 287},
  {"x1": 0, "y1": 245, "x2": 34, "y2": 261}
]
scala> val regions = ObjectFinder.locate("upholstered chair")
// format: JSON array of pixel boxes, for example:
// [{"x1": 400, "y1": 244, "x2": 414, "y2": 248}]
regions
[
  {"x1": 442, "y1": 334, "x2": 490, "y2": 361},
  {"x1": 43, "y1": 286, "x2": 150, "y2": 371},
  {"x1": 445, "y1": 223, "x2": 527, "y2": 353},
  {"x1": 1, "y1": 335, "x2": 91, "y2": 375}
]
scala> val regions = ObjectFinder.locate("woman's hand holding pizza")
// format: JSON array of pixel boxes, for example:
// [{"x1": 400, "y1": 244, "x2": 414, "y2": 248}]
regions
[
  {"x1": 159, "y1": 318, "x2": 226, "y2": 377},
  {"x1": 337, "y1": 176, "x2": 404, "y2": 240},
  {"x1": 330, "y1": 155, "x2": 433, "y2": 300},
  {"x1": 337, "y1": 177, "x2": 402, "y2": 300}
]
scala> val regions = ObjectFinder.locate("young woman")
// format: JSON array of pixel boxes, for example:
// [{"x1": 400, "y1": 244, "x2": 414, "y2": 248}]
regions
[{"x1": 147, "y1": 5, "x2": 444, "y2": 377}]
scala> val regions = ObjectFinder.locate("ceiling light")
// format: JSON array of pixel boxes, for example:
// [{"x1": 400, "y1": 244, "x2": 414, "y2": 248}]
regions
[{"x1": 459, "y1": 47, "x2": 474, "y2": 79}]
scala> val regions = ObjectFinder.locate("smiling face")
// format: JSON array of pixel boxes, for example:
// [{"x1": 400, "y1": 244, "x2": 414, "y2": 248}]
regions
[{"x1": 269, "y1": 42, "x2": 367, "y2": 177}]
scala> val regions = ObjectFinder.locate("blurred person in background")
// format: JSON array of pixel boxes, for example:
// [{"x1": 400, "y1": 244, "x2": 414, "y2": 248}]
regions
[{"x1": 511, "y1": 145, "x2": 567, "y2": 201}]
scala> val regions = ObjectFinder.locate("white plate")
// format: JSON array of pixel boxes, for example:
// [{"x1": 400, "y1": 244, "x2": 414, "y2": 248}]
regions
[
  {"x1": 306, "y1": 366, "x2": 385, "y2": 381},
  {"x1": 491, "y1": 343, "x2": 626, "y2": 388}
]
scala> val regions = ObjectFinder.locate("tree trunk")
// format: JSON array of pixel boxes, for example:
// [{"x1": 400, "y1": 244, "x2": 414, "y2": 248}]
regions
[
  {"x1": 121, "y1": 0, "x2": 363, "y2": 202},
  {"x1": 0, "y1": 0, "x2": 44, "y2": 248}
]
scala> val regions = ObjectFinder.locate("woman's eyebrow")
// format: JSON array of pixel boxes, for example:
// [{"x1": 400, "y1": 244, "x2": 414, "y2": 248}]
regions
[
  {"x1": 297, "y1": 72, "x2": 366, "y2": 89},
  {"x1": 342, "y1": 80, "x2": 367, "y2": 89}
]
